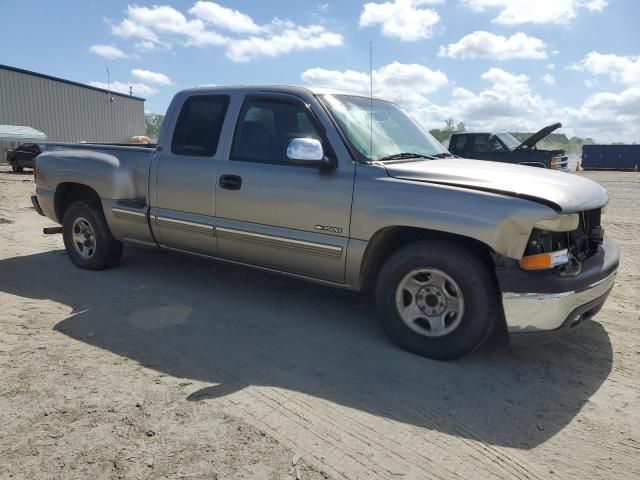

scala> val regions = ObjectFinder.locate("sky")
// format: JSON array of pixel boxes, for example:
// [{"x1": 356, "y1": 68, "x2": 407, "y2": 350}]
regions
[{"x1": 1, "y1": 0, "x2": 639, "y2": 142}]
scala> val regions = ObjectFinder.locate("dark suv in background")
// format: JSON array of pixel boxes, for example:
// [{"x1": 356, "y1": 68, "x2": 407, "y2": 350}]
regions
[
  {"x1": 448, "y1": 123, "x2": 569, "y2": 172},
  {"x1": 6, "y1": 143, "x2": 42, "y2": 172}
]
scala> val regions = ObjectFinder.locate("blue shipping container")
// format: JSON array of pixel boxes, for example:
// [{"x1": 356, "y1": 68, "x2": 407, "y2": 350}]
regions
[{"x1": 582, "y1": 144, "x2": 640, "y2": 170}]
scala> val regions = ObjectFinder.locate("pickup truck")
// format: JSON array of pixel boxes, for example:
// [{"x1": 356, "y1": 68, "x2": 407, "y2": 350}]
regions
[
  {"x1": 32, "y1": 86, "x2": 618, "y2": 360},
  {"x1": 6, "y1": 142, "x2": 43, "y2": 172},
  {"x1": 449, "y1": 123, "x2": 570, "y2": 172}
]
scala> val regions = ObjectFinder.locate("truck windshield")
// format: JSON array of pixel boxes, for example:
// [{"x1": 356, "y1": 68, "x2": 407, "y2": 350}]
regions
[
  {"x1": 319, "y1": 94, "x2": 449, "y2": 162},
  {"x1": 496, "y1": 133, "x2": 520, "y2": 150}
]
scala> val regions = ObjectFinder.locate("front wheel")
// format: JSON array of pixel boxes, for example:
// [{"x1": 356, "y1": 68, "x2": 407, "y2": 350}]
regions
[
  {"x1": 375, "y1": 241, "x2": 498, "y2": 360},
  {"x1": 62, "y1": 202, "x2": 123, "y2": 270}
]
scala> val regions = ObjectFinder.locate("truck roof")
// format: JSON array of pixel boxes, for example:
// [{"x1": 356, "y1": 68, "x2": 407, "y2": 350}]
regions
[
  {"x1": 177, "y1": 84, "x2": 388, "y2": 101},
  {"x1": 452, "y1": 132, "x2": 489, "y2": 136}
]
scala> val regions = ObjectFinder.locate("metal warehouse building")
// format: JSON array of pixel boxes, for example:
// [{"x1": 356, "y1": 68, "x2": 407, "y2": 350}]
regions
[{"x1": 0, "y1": 64, "x2": 145, "y2": 161}]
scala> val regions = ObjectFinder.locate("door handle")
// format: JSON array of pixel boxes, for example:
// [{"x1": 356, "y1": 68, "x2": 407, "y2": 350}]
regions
[{"x1": 219, "y1": 174, "x2": 242, "y2": 190}]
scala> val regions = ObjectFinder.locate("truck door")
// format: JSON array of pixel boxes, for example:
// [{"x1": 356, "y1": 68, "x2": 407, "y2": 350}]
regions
[
  {"x1": 149, "y1": 94, "x2": 230, "y2": 255},
  {"x1": 470, "y1": 134, "x2": 509, "y2": 163},
  {"x1": 450, "y1": 135, "x2": 469, "y2": 156},
  {"x1": 215, "y1": 93, "x2": 355, "y2": 283}
]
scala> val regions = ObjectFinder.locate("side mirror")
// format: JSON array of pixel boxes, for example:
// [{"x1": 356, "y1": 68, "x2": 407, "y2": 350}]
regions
[{"x1": 286, "y1": 138, "x2": 333, "y2": 169}]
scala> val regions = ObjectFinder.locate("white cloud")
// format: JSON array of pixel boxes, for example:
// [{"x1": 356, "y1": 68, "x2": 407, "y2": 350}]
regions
[
  {"x1": 359, "y1": 0, "x2": 442, "y2": 41},
  {"x1": 302, "y1": 60, "x2": 640, "y2": 142},
  {"x1": 110, "y1": 4, "x2": 343, "y2": 62},
  {"x1": 302, "y1": 61, "x2": 448, "y2": 130},
  {"x1": 460, "y1": 0, "x2": 608, "y2": 25},
  {"x1": 89, "y1": 81, "x2": 158, "y2": 97},
  {"x1": 301, "y1": 61, "x2": 447, "y2": 100},
  {"x1": 547, "y1": 63, "x2": 555, "y2": 70},
  {"x1": 449, "y1": 68, "x2": 555, "y2": 129},
  {"x1": 558, "y1": 87, "x2": 640, "y2": 141},
  {"x1": 431, "y1": 68, "x2": 640, "y2": 141},
  {"x1": 438, "y1": 31, "x2": 548, "y2": 60},
  {"x1": 542, "y1": 73, "x2": 556, "y2": 85},
  {"x1": 131, "y1": 69, "x2": 173, "y2": 86},
  {"x1": 111, "y1": 5, "x2": 226, "y2": 47},
  {"x1": 135, "y1": 40, "x2": 158, "y2": 51},
  {"x1": 89, "y1": 44, "x2": 128, "y2": 60},
  {"x1": 226, "y1": 21, "x2": 343, "y2": 62},
  {"x1": 188, "y1": 1, "x2": 262, "y2": 34},
  {"x1": 569, "y1": 52, "x2": 640, "y2": 86},
  {"x1": 301, "y1": 67, "x2": 370, "y2": 92}
]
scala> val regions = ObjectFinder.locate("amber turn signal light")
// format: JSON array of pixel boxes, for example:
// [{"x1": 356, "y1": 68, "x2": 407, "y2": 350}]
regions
[{"x1": 519, "y1": 249, "x2": 569, "y2": 270}]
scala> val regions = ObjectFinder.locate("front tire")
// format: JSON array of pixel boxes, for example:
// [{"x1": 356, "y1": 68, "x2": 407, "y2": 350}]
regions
[
  {"x1": 375, "y1": 241, "x2": 498, "y2": 360},
  {"x1": 62, "y1": 202, "x2": 123, "y2": 270}
]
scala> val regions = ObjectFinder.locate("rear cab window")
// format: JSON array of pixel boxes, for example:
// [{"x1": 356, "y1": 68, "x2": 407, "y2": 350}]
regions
[{"x1": 171, "y1": 95, "x2": 230, "y2": 157}]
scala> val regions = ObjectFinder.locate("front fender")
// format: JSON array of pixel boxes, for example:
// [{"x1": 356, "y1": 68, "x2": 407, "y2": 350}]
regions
[{"x1": 351, "y1": 166, "x2": 559, "y2": 260}]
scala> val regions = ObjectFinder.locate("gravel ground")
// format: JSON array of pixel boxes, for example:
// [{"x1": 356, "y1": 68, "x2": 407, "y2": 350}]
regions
[{"x1": 0, "y1": 165, "x2": 638, "y2": 479}]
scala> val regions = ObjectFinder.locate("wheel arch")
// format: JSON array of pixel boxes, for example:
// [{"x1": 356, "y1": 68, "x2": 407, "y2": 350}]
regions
[
  {"x1": 54, "y1": 182, "x2": 102, "y2": 223},
  {"x1": 359, "y1": 226, "x2": 497, "y2": 294}
]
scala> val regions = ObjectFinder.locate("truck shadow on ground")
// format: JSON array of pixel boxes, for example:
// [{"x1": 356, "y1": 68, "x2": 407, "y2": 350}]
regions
[{"x1": 0, "y1": 248, "x2": 613, "y2": 449}]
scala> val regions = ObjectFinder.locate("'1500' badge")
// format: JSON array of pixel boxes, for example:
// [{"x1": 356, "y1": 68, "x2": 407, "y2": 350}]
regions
[{"x1": 315, "y1": 225, "x2": 343, "y2": 234}]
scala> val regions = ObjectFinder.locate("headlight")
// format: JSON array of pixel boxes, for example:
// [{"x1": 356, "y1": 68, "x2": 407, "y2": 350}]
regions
[{"x1": 534, "y1": 214, "x2": 579, "y2": 232}]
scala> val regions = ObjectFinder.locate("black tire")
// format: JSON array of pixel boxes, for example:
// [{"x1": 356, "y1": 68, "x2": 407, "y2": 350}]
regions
[
  {"x1": 375, "y1": 241, "x2": 498, "y2": 360},
  {"x1": 11, "y1": 160, "x2": 23, "y2": 173},
  {"x1": 62, "y1": 201, "x2": 123, "y2": 270}
]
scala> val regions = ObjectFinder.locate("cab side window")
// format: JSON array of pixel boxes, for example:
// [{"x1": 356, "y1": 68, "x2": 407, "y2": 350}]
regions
[
  {"x1": 231, "y1": 97, "x2": 322, "y2": 164},
  {"x1": 171, "y1": 95, "x2": 230, "y2": 157},
  {"x1": 453, "y1": 135, "x2": 468, "y2": 152},
  {"x1": 472, "y1": 134, "x2": 490, "y2": 153}
]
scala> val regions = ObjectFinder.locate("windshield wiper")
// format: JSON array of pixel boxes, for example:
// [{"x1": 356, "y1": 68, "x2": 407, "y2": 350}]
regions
[
  {"x1": 377, "y1": 152, "x2": 437, "y2": 162},
  {"x1": 432, "y1": 152, "x2": 456, "y2": 158}
]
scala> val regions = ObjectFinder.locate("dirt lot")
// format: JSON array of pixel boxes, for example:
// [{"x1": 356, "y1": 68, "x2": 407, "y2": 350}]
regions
[{"x1": 1, "y1": 165, "x2": 638, "y2": 479}]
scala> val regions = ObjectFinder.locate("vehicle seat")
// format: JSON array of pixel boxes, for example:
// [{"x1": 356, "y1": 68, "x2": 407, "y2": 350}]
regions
[{"x1": 236, "y1": 120, "x2": 279, "y2": 162}]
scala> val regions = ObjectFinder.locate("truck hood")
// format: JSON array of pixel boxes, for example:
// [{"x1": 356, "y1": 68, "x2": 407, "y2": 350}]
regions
[
  {"x1": 517, "y1": 122, "x2": 562, "y2": 149},
  {"x1": 383, "y1": 158, "x2": 608, "y2": 213}
]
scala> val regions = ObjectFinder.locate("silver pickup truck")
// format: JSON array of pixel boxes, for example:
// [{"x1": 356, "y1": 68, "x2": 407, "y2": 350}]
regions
[{"x1": 32, "y1": 86, "x2": 619, "y2": 360}]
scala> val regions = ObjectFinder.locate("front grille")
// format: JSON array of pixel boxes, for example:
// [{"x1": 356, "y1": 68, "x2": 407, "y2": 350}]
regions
[
  {"x1": 571, "y1": 208, "x2": 602, "y2": 260},
  {"x1": 551, "y1": 154, "x2": 570, "y2": 172}
]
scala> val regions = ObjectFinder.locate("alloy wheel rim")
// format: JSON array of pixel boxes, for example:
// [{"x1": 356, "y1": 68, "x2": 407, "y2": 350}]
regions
[
  {"x1": 395, "y1": 268, "x2": 465, "y2": 337},
  {"x1": 71, "y1": 217, "x2": 96, "y2": 259}
]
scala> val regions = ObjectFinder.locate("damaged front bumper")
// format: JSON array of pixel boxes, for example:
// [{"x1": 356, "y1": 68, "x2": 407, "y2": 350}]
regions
[{"x1": 496, "y1": 236, "x2": 619, "y2": 344}]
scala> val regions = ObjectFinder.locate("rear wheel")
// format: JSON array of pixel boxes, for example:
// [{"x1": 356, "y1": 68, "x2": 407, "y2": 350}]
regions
[
  {"x1": 375, "y1": 241, "x2": 498, "y2": 360},
  {"x1": 62, "y1": 202, "x2": 123, "y2": 270},
  {"x1": 11, "y1": 160, "x2": 23, "y2": 172}
]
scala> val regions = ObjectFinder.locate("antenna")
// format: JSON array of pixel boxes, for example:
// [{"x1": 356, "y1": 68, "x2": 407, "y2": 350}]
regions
[
  {"x1": 107, "y1": 66, "x2": 110, "y2": 102},
  {"x1": 369, "y1": 41, "x2": 373, "y2": 160}
]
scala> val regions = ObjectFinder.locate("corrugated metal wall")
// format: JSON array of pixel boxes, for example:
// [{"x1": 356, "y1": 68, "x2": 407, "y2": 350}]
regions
[{"x1": 0, "y1": 66, "x2": 145, "y2": 163}]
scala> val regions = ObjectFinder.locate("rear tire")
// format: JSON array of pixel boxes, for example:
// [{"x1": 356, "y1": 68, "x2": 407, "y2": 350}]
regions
[
  {"x1": 11, "y1": 160, "x2": 23, "y2": 172},
  {"x1": 62, "y1": 202, "x2": 123, "y2": 270},
  {"x1": 375, "y1": 241, "x2": 498, "y2": 360}
]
